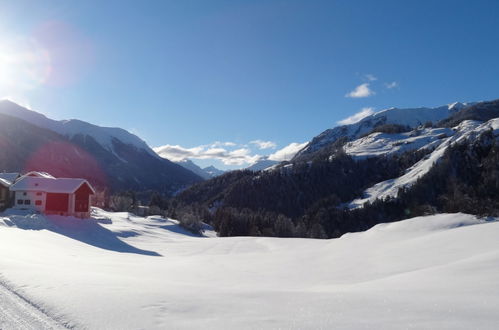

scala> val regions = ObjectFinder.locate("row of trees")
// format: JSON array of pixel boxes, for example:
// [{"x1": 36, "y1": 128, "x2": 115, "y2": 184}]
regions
[{"x1": 91, "y1": 189, "x2": 206, "y2": 234}]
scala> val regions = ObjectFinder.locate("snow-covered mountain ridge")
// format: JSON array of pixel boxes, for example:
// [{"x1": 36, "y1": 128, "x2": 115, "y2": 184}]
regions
[
  {"x1": 295, "y1": 102, "x2": 473, "y2": 159},
  {"x1": 0, "y1": 100, "x2": 158, "y2": 158}
]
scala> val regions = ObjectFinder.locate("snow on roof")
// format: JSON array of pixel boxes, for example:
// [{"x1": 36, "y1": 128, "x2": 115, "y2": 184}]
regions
[
  {"x1": 0, "y1": 173, "x2": 20, "y2": 186},
  {"x1": 10, "y1": 176, "x2": 95, "y2": 194},
  {"x1": 22, "y1": 171, "x2": 55, "y2": 179},
  {"x1": 0, "y1": 178, "x2": 11, "y2": 188}
]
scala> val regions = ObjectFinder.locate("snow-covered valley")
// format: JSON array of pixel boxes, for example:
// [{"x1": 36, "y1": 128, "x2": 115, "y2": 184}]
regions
[{"x1": 1, "y1": 209, "x2": 499, "y2": 329}]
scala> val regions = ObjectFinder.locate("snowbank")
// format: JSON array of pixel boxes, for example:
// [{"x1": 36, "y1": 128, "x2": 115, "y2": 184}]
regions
[{"x1": 0, "y1": 210, "x2": 498, "y2": 329}]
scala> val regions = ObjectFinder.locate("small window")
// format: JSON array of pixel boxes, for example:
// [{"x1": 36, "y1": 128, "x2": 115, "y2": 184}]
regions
[
  {"x1": 24, "y1": 200, "x2": 31, "y2": 205},
  {"x1": 17, "y1": 199, "x2": 23, "y2": 205},
  {"x1": 36, "y1": 192, "x2": 42, "y2": 196},
  {"x1": 35, "y1": 200, "x2": 42, "y2": 206},
  {"x1": 23, "y1": 192, "x2": 27, "y2": 196}
]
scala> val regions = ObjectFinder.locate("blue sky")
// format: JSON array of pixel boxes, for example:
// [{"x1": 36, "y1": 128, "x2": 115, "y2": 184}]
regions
[{"x1": 1, "y1": 0, "x2": 499, "y2": 169}]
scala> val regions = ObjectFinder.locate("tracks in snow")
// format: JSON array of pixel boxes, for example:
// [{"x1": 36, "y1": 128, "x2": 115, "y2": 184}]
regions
[{"x1": 0, "y1": 277, "x2": 72, "y2": 330}]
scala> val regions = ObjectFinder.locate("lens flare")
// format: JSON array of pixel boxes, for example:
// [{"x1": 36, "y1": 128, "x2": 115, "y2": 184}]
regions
[
  {"x1": 24, "y1": 141, "x2": 108, "y2": 191},
  {"x1": 0, "y1": 36, "x2": 51, "y2": 91}
]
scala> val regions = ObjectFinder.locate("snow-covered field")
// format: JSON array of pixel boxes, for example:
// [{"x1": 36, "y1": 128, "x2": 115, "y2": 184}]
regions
[{"x1": 1, "y1": 209, "x2": 499, "y2": 329}]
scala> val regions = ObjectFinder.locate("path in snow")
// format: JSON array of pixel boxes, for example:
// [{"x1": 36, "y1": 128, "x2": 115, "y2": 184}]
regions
[{"x1": 0, "y1": 278, "x2": 67, "y2": 330}]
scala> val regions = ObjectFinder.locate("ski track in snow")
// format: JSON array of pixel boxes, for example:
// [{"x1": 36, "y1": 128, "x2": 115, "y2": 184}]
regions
[{"x1": 0, "y1": 277, "x2": 70, "y2": 330}]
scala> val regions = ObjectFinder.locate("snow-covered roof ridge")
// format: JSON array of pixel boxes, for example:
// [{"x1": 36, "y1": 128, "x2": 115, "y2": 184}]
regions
[
  {"x1": 0, "y1": 100, "x2": 159, "y2": 159},
  {"x1": 0, "y1": 178, "x2": 10, "y2": 187},
  {"x1": 0, "y1": 173, "x2": 20, "y2": 186},
  {"x1": 10, "y1": 176, "x2": 95, "y2": 194},
  {"x1": 22, "y1": 171, "x2": 55, "y2": 179}
]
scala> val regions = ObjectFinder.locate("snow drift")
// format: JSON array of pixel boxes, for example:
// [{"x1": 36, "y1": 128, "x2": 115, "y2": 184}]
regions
[{"x1": 1, "y1": 209, "x2": 499, "y2": 329}]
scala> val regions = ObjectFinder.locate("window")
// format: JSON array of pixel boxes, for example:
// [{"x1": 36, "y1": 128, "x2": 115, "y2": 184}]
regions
[
  {"x1": 17, "y1": 200, "x2": 23, "y2": 205},
  {"x1": 35, "y1": 200, "x2": 42, "y2": 206},
  {"x1": 23, "y1": 192, "x2": 27, "y2": 196},
  {"x1": 36, "y1": 192, "x2": 42, "y2": 196},
  {"x1": 24, "y1": 200, "x2": 31, "y2": 205}
]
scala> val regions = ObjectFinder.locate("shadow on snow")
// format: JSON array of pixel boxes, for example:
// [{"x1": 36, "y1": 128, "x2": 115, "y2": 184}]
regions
[{"x1": 1, "y1": 214, "x2": 161, "y2": 257}]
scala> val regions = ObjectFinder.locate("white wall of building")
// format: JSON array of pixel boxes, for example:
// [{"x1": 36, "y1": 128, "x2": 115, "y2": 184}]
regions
[{"x1": 13, "y1": 191, "x2": 46, "y2": 212}]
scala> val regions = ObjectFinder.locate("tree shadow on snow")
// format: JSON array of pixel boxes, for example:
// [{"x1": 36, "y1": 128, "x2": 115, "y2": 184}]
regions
[{"x1": 3, "y1": 214, "x2": 161, "y2": 257}]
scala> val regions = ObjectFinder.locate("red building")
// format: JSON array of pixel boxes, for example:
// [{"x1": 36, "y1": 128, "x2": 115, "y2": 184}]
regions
[{"x1": 10, "y1": 172, "x2": 95, "y2": 218}]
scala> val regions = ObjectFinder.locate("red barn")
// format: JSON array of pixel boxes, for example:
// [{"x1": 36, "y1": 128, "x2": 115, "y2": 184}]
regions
[{"x1": 10, "y1": 174, "x2": 95, "y2": 218}]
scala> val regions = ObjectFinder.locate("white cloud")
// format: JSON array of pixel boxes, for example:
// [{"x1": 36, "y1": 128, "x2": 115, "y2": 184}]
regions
[
  {"x1": 268, "y1": 142, "x2": 308, "y2": 162},
  {"x1": 365, "y1": 74, "x2": 377, "y2": 81},
  {"x1": 154, "y1": 144, "x2": 261, "y2": 166},
  {"x1": 211, "y1": 141, "x2": 236, "y2": 148},
  {"x1": 385, "y1": 81, "x2": 398, "y2": 89},
  {"x1": 337, "y1": 107, "x2": 375, "y2": 125},
  {"x1": 250, "y1": 140, "x2": 277, "y2": 150},
  {"x1": 153, "y1": 145, "x2": 204, "y2": 162},
  {"x1": 154, "y1": 139, "x2": 309, "y2": 166},
  {"x1": 345, "y1": 83, "x2": 375, "y2": 98}
]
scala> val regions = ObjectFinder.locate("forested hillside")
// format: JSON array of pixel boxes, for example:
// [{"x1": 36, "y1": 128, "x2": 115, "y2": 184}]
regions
[{"x1": 165, "y1": 100, "x2": 499, "y2": 238}]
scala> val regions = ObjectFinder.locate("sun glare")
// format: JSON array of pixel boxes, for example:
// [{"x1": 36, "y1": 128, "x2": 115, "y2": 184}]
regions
[{"x1": 0, "y1": 35, "x2": 51, "y2": 92}]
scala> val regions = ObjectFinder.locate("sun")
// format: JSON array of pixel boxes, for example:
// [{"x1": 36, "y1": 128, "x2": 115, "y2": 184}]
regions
[{"x1": 0, "y1": 34, "x2": 51, "y2": 92}]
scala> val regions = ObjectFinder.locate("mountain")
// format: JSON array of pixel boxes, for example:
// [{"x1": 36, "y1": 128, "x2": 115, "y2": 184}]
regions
[
  {"x1": 0, "y1": 100, "x2": 157, "y2": 159},
  {"x1": 440, "y1": 99, "x2": 499, "y2": 127},
  {"x1": 0, "y1": 100, "x2": 202, "y2": 195},
  {"x1": 175, "y1": 159, "x2": 210, "y2": 179},
  {"x1": 346, "y1": 119, "x2": 498, "y2": 208},
  {"x1": 293, "y1": 102, "x2": 472, "y2": 161},
  {"x1": 202, "y1": 165, "x2": 225, "y2": 178},
  {"x1": 174, "y1": 160, "x2": 224, "y2": 179},
  {"x1": 169, "y1": 99, "x2": 499, "y2": 239}
]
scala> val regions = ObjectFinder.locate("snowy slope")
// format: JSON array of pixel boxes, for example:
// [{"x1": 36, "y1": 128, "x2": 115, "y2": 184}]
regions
[
  {"x1": 348, "y1": 119, "x2": 499, "y2": 208},
  {"x1": 0, "y1": 100, "x2": 158, "y2": 158},
  {"x1": 344, "y1": 127, "x2": 454, "y2": 159},
  {"x1": 295, "y1": 102, "x2": 472, "y2": 159},
  {"x1": 1, "y1": 210, "x2": 499, "y2": 329},
  {"x1": 246, "y1": 158, "x2": 280, "y2": 171}
]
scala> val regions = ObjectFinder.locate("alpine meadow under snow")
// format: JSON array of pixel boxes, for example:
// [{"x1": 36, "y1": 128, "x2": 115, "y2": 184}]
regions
[
  {"x1": 2, "y1": 1, "x2": 499, "y2": 328},
  {"x1": 1, "y1": 209, "x2": 499, "y2": 329},
  {"x1": 2, "y1": 98, "x2": 499, "y2": 329}
]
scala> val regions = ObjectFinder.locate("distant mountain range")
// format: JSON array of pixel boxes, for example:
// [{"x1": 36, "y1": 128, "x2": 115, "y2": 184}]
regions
[
  {"x1": 0, "y1": 100, "x2": 203, "y2": 195},
  {"x1": 203, "y1": 165, "x2": 225, "y2": 177},
  {"x1": 174, "y1": 159, "x2": 224, "y2": 179}
]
